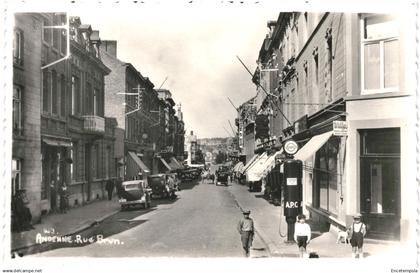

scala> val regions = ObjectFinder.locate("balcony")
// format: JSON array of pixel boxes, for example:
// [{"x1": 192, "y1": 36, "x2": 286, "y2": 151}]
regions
[{"x1": 82, "y1": 115, "x2": 105, "y2": 134}]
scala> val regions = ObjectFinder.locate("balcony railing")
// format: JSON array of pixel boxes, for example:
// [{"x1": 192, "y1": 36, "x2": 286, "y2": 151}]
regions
[{"x1": 82, "y1": 115, "x2": 105, "y2": 134}]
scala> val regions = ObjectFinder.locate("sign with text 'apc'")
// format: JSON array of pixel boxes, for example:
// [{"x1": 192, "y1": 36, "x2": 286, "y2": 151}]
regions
[{"x1": 333, "y1": 120, "x2": 348, "y2": 136}]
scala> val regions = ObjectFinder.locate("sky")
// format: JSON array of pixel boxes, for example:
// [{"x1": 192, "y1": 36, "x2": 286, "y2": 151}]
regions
[{"x1": 75, "y1": 6, "x2": 280, "y2": 139}]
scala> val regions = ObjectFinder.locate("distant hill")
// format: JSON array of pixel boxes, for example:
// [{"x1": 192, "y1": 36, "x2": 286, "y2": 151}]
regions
[{"x1": 198, "y1": 137, "x2": 235, "y2": 163}]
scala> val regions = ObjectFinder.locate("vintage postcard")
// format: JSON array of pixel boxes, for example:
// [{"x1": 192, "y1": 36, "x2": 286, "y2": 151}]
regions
[{"x1": 0, "y1": 0, "x2": 419, "y2": 272}]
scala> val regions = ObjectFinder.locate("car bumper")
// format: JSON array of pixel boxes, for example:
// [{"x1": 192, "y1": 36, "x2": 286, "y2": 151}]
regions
[{"x1": 119, "y1": 199, "x2": 146, "y2": 205}]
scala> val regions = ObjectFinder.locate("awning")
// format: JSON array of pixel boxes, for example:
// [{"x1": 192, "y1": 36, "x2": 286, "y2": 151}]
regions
[
  {"x1": 160, "y1": 157, "x2": 172, "y2": 172},
  {"x1": 172, "y1": 157, "x2": 183, "y2": 169},
  {"x1": 168, "y1": 157, "x2": 181, "y2": 170},
  {"x1": 233, "y1": 162, "x2": 244, "y2": 173},
  {"x1": 42, "y1": 137, "x2": 72, "y2": 147},
  {"x1": 126, "y1": 151, "x2": 150, "y2": 179},
  {"x1": 241, "y1": 154, "x2": 259, "y2": 174},
  {"x1": 246, "y1": 152, "x2": 269, "y2": 182},
  {"x1": 260, "y1": 148, "x2": 284, "y2": 177},
  {"x1": 294, "y1": 131, "x2": 333, "y2": 161}
]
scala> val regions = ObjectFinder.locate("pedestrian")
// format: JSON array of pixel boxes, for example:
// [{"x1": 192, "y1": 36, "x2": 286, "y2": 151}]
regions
[
  {"x1": 59, "y1": 182, "x2": 68, "y2": 213},
  {"x1": 237, "y1": 210, "x2": 254, "y2": 257},
  {"x1": 294, "y1": 214, "x2": 311, "y2": 258},
  {"x1": 348, "y1": 213, "x2": 367, "y2": 258},
  {"x1": 106, "y1": 180, "x2": 115, "y2": 201}
]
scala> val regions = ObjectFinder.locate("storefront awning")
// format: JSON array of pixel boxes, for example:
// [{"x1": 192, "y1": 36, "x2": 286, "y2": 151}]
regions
[
  {"x1": 260, "y1": 148, "x2": 284, "y2": 177},
  {"x1": 126, "y1": 151, "x2": 150, "y2": 179},
  {"x1": 246, "y1": 152, "x2": 269, "y2": 182},
  {"x1": 294, "y1": 131, "x2": 334, "y2": 161},
  {"x1": 172, "y1": 157, "x2": 183, "y2": 169},
  {"x1": 42, "y1": 137, "x2": 72, "y2": 147},
  {"x1": 233, "y1": 162, "x2": 244, "y2": 173},
  {"x1": 241, "y1": 154, "x2": 259, "y2": 174},
  {"x1": 160, "y1": 157, "x2": 172, "y2": 172}
]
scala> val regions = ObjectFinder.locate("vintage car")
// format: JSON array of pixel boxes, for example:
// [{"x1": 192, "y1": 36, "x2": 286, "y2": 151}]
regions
[
  {"x1": 119, "y1": 180, "x2": 152, "y2": 210},
  {"x1": 148, "y1": 174, "x2": 177, "y2": 199}
]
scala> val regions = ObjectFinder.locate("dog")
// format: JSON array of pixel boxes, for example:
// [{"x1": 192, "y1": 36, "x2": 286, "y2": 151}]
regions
[{"x1": 336, "y1": 229, "x2": 350, "y2": 244}]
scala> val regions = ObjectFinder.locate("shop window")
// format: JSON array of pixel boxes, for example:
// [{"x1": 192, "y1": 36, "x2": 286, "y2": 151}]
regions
[
  {"x1": 361, "y1": 14, "x2": 399, "y2": 94},
  {"x1": 12, "y1": 159, "x2": 21, "y2": 196},
  {"x1": 361, "y1": 128, "x2": 400, "y2": 155},
  {"x1": 41, "y1": 150, "x2": 48, "y2": 200},
  {"x1": 314, "y1": 137, "x2": 339, "y2": 215},
  {"x1": 13, "y1": 29, "x2": 23, "y2": 66},
  {"x1": 13, "y1": 85, "x2": 22, "y2": 136}
]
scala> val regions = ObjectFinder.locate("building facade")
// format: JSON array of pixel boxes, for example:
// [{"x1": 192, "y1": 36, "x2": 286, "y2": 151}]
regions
[
  {"x1": 101, "y1": 41, "x2": 159, "y2": 179},
  {"x1": 244, "y1": 12, "x2": 416, "y2": 242},
  {"x1": 13, "y1": 13, "x2": 118, "y2": 221}
]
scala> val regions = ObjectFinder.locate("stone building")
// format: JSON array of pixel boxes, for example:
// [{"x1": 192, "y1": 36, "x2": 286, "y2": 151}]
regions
[
  {"x1": 101, "y1": 41, "x2": 158, "y2": 179},
  {"x1": 12, "y1": 13, "x2": 118, "y2": 221}
]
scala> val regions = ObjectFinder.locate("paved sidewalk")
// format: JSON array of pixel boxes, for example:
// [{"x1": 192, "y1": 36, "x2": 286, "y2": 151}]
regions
[
  {"x1": 11, "y1": 198, "x2": 120, "y2": 252},
  {"x1": 228, "y1": 183, "x2": 404, "y2": 258}
]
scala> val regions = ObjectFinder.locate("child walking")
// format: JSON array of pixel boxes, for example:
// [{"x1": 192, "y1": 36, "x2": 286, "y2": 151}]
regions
[
  {"x1": 348, "y1": 213, "x2": 367, "y2": 258},
  {"x1": 294, "y1": 214, "x2": 311, "y2": 258}
]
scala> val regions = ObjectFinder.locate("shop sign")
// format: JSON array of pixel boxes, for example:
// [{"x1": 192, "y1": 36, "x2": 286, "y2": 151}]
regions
[{"x1": 333, "y1": 121, "x2": 348, "y2": 136}]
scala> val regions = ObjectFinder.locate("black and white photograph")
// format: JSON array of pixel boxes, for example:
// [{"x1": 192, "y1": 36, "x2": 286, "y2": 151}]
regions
[{"x1": 0, "y1": 0, "x2": 419, "y2": 272}]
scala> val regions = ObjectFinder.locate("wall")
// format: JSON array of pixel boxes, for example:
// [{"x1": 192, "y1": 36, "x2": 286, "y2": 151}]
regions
[{"x1": 346, "y1": 95, "x2": 416, "y2": 242}]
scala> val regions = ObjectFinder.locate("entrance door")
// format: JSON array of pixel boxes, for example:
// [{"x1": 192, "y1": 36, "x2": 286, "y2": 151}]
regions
[{"x1": 360, "y1": 128, "x2": 401, "y2": 240}]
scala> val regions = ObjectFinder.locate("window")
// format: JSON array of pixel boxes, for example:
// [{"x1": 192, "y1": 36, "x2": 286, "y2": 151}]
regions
[
  {"x1": 60, "y1": 75, "x2": 66, "y2": 116},
  {"x1": 11, "y1": 159, "x2": 21, "y2": 196},
  {"x1": 71, "y1": 76, "x2": 79, "y2": 115},
  {"x1": 326, "y1": 32, "x2": 333, "y2": 101},
  {"x1": 51, "y1": 70, "x2": 58, "y2": 114},
  {"x1": 361, "y1": 128, "x2": 400, "y2": 155},
  {"x1": 96, "y1": 144, "x2": 101, "y2": 178},
  {"x1": 314, "y1": 137, "x2": 339, "y2": 214},
  {"x1": 361, "y1": 15, "x2": 399, "y2": 94},
  {"x1": 13, "y1": 85, "x2": 22, "y2": 136},
  {"x1": 105, "y1": 146, "x2": 111, "y2": 178},
  {"x1": 93, "y1": 88, "x2": 98, "y2": 115},
  {"x1": 313, "y1": 51, "x2": 319, "y2": 86},
  {"x1": 42, "y1": 70, "x2": 50, "y2": 113},
  {"x1": 52, "y1": 14, "x2": 59, "y2": 49},
  {"x1": 85, "y1": 82, "x2": 92, "y2": 115},
  {"x1": 13, "y1": 30, "x2": 23, "y2": 65},
  {"x1": 60, "y1": 14, "x2": 67, "y2": 54}
]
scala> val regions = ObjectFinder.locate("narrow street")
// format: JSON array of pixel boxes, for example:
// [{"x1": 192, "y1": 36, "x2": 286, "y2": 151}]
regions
[{"x1": 33, "y1": 180, "x2": 269, "y2": 258}]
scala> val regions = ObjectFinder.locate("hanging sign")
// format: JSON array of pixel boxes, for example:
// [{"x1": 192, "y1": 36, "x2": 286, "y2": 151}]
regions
[{"x1": 333, "y1": 121, "x2": 348, "y2": 136}]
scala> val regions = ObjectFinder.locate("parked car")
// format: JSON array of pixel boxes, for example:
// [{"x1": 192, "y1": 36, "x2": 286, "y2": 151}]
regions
[
  {"x1": 148, "y1": 174, "x2": 177, "y2": 199},
  {"x1": 119, "y1": 180, "x2": 151, "y2": 210}
]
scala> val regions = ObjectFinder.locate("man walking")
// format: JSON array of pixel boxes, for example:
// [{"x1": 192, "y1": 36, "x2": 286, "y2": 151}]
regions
[{"x1": 237, "y1": 210, "x2": 254, "y2": 257}]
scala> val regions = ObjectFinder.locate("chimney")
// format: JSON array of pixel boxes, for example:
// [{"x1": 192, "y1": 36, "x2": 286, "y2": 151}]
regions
[
  {"x1": 90, "y1": 30, "x2": 101, "y2": 59},
  {"x1": 267, "y1": 20, "x2": 277, "y2": 38},
  {"x1": 102, "y1": 40, "x2": 118, "y2": 58}
]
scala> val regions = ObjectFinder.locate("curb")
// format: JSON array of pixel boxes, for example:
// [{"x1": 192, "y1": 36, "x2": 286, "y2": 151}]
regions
[{"x1": 11, "y1": 207, "x2": 120, "y2": 254}]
